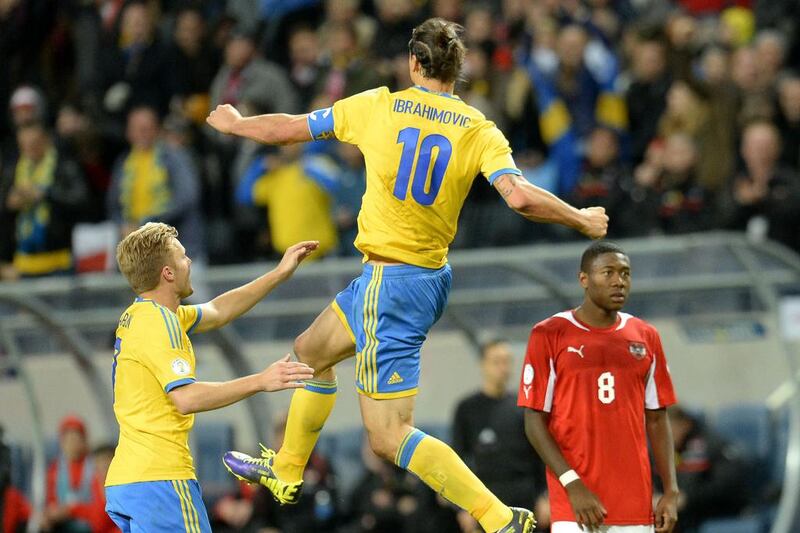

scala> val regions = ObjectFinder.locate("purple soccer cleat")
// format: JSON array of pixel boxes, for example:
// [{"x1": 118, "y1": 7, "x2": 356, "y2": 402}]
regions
[{"x1": 222, "y1": 444, "x2": 303, "y2": 505}]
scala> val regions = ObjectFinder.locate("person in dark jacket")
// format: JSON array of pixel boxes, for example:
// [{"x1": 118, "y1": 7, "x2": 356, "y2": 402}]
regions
[
  {"x1": 0, "y1": 121, "x2": 89, "y2": 278},
  {"x1": 717, "y1": 120, "x2": 800, "y2": 252},
  {"x1": 666, "y1": 406, "x2": 749, "y2": 532}
]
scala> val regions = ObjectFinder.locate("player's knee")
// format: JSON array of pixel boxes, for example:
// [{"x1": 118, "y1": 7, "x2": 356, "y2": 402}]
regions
[
  {"x1": 292, "y1": 332, "x2": 317, "y2": 367},
  {"x1": 365, "y1": 428, "x2": 398, "y2": 462}
]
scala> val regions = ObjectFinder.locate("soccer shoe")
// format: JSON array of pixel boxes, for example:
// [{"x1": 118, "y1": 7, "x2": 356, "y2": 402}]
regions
[
  {"x1": 495, "y1": 507, "x2": 536, "y2": 533},
  {"x1": 222, "y1": 444, "x2": 303, "y2": 505}
]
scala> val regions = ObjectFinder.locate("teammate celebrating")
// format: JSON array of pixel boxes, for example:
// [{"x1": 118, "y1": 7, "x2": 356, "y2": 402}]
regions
[
  {"x1": 518, "y1": 241, "x2": 679, "y2": 533},
  {"x1": 104, "y1": 222, "x2": 316, "y2": 532},
  {"x1": 207, "y1": 18, "x2": 607, "y2": 533}
]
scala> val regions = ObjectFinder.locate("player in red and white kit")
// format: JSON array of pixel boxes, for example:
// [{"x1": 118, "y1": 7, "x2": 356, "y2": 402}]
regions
[{"x1": 518, "y1": 241, "x2": 679, "y2": 533}]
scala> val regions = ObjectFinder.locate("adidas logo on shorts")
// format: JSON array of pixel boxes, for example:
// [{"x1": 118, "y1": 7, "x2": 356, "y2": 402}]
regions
[{"x1": 387, "y1": 372, "x2": 404, "y2": 385}]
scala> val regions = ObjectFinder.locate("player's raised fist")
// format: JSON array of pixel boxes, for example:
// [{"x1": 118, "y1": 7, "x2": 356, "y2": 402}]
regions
[
  {"x1": 578, "y1": 206, "x2": 609, "y2": 239},
  {"x1": 206, "y1": 104, "x2": 242, "y2": 134}
]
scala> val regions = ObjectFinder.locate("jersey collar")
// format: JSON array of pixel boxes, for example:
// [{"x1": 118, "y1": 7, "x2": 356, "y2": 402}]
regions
[{"x1": 412, "y1": 85, "x2": 462, "y2": 101}]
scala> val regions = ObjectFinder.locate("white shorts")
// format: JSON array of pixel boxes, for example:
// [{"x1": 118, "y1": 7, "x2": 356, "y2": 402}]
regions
[{"x1": 551, "y1": 523, "x2": 654, "y2": 533}]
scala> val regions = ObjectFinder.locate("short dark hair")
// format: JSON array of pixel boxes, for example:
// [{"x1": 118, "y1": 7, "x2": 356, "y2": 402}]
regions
[
  {"x1": 580, "y1": 240, "x2": 627, "y2": 273},
  {"x1": 408, "y1": 18, "x2": 466, "y2": 84},
  {"x1": 479, "y1": 338, "x2": 508, "y2": 360}
]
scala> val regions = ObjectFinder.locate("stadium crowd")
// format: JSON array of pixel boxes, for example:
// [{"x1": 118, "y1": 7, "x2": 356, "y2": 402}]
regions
[{"x1": 0, "y1": 0, "x2": 799, "y2": 281}]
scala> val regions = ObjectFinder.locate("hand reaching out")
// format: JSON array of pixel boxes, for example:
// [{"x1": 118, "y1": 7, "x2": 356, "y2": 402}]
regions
[
  {"x1": 276, "y1": 241, "x2": 320, "y2": 279},
  {"x1": 258, "y1": 354, "x2": 314, "y2": 392}
]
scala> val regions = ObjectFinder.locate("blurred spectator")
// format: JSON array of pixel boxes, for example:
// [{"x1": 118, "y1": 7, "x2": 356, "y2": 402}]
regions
[
  {"x1": 0, "y1": 121, "x2": 89, "y2": 279},
  {"x1": 318, "y1": 0, "x2": 377, "y2": 53},
  {"x1": 451, "y1": 340, "x2": 546, "y2": 531},
  {"x1": 461, "y1": 45, "x2": 507, "y2": 130},
  {"x1": 0, "y1": 425, "x2": 30, "y2": 533},
  {"x1": 775, "y1": 71, "x2": 800, "y2": 170},
  {"x1": 316, "y1": 21, "x2": 387, "y2": 102},
  {"x1": 98, "y1": 2, "x2": 171, "y2": 123},
  {"x1": 569, "y1": 126, "x2": 628, "y2": 232},
  {"x1": 731, "y1": 46, "x2": 775, "y2": 127},
  {"x1": 235, "y1": 144, "x2": 338, "y2": 259},
  {"x1": 371, "y1": 0, "x2": 420, "y2": 62},
  {"x1": 56, "y1": 103, "x2": 113, "y2": 222},
  {"x1": 0, "y1": 0, "x2": 57, "y2": 138},
  {"x1": 329, "y1": 142, "x2": 366, "y2": 257},
  {"x1": 288, "y1": 26, "x2": 323, "y2": 110},
  {"x1": 754, "y1": 0, "x2": 800, "y2": 67},
  {"x1": 8, "y1": 85, "x2": 48, "y2": 131},
  {"x1": 620, "y1": 134, "x2": 715, "y2": 236},
  {"x1": 718, "y1": 121, "x2": 800, "y2": 251},
  {"x1": 212, "y1": 411, "x2": 339, "y2": 532},
  {"x1": 167, "y1": 7, "x2": 220, "y2": 126},
  {"x1": 42, "y1": 415, "x2": 93, "y2": 532},
  {"x1": 343, "y1": 436, "x2": 460, "y2": 533},
  {"x1": 697, "y1": 45, "x2": 739, "y2": 190},
  {"x1": 207, "y1": 27, "x2": 299, "y2": 221},
  {"x1": 625, "y1": 34, "x2": 671, "y2": 164},
  {"x1": 666, "y1": 406, "x2": 749, "y2": 531},
  {"x1": 658, "y1": 80, "x2": 730, "y2": 190},
  {"x1": 525, "y1": 23, "x2": 627, "y2": 195},
  {"x1": 209, "y1": 29, "x2": 299, "y2": 121},
  {"x1": 106, "y1": 106, "x2": 205, "y2": 261},
  {"x1": 754, "y1": 30, "x2": 788, "y2": 90}
]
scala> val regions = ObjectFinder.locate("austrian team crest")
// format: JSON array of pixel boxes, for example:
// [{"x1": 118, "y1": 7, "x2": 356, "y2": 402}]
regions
[{"x1": 628, "y1": 342, "x2": 647, "y2": 359}]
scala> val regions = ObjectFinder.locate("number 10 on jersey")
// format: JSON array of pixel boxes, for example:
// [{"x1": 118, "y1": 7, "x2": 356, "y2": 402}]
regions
[{"x1": 393, "y1": 127, "x2": 452, "y2": 206}]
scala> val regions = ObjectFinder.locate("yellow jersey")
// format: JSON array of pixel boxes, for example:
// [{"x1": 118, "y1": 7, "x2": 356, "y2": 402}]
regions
[
  {"x1": 105, "y1": 297, "x2": 202, "y2": 486},
  {"x1": 251, "y1": 161, "x2": 338, "y2": 257},
  {"x1": 307, "y1": 85, "x2": 521, "y2": 268}
]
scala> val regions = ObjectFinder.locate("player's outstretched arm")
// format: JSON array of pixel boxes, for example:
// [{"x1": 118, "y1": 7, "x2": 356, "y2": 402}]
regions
[
  {"x1": 193, "y1": 241, "x2": 319, "y2": 333},
  {"x1": 524, "y1": 409, "x2": 608, "y2": 530},
  {"x1": 207, "y1": 104, "x2": 313, "y2": 145},
  {"x1": 493, "y1": 174, "x2": 608, "y2": 239},
  {"x1": 646, "y1": 409, "x2": 680, "y2": 533},
  {"x1": 168, "y1": 355, "x2": 314, "y2": 415}
]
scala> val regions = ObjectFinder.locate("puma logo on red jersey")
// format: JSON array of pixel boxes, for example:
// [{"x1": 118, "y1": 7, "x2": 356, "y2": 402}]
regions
[{"x1": 567, "y1": 345, "x2": 585, "y2": 358}]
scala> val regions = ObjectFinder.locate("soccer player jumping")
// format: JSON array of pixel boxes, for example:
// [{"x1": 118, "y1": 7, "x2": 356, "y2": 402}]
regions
[
  {"x1": 518, "y1": 241, "x2": 679, "y2": 533},
  {"x1": 207, "y1": 18, "x2": 608, "y2": 533}
]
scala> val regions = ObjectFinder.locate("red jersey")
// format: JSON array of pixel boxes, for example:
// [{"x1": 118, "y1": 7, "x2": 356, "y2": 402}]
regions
[{"x1": 517, "y1": 310, "x2": 676, "y2": 525}]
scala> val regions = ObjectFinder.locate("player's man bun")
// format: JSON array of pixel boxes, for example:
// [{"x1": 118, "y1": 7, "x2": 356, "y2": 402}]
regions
[{"x1": 408, "y1": 18, "x2": 466, "y2": 84}]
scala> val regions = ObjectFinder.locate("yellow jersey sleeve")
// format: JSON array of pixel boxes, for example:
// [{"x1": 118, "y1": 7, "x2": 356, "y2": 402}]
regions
[
  {"x1": 478, "y1": 123, "x2": 522, "y2": 184},
  {"x1": 177, "y1": 304, "x2": 203, "y2": 335},
  {"x1": 307, "y1": 87, "x2": 388, "y2": 145},
  {"x1": 136, "y1": 308, "x2": 196, "y2": 392}
]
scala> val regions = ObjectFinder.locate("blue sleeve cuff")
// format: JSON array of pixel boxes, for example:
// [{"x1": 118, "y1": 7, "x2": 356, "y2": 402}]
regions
[
  {"x1": 187, "y1": 305, "x2": 203, "y2": 335},
  {"x1": 486, "y1": 167, "x2": 522, "y2": 185},
  {"x1": 165, "y1": 378, "x2": 195, "y2": 392},
  {"x1": 236, "y1": 157, "x2": 269, "y2": 205},
  {"x1": 307, "y1": 107, "x2": 335, "y2": 140}
]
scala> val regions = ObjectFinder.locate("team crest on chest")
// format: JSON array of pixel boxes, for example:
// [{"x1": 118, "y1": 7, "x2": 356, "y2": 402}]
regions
[{"x1": 628, "y1": 342, "x2": 647, "y2": 359}]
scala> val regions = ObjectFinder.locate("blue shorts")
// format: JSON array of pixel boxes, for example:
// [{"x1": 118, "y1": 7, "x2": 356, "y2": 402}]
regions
[
  {"x1": 105, "y1": 479, "x2": 211, "y2": 533},
  {"x1": 332, "y1": 263, "x2": 452, "y2": 399}
]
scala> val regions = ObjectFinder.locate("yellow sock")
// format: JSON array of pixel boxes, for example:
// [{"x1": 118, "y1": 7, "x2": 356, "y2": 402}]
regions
[
  {"x1": 273, "y1": 378, "x2": 337, "y2": 482},
  {"x1": 399, "y1": 429, "x2": 513, "y2": 532}
]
